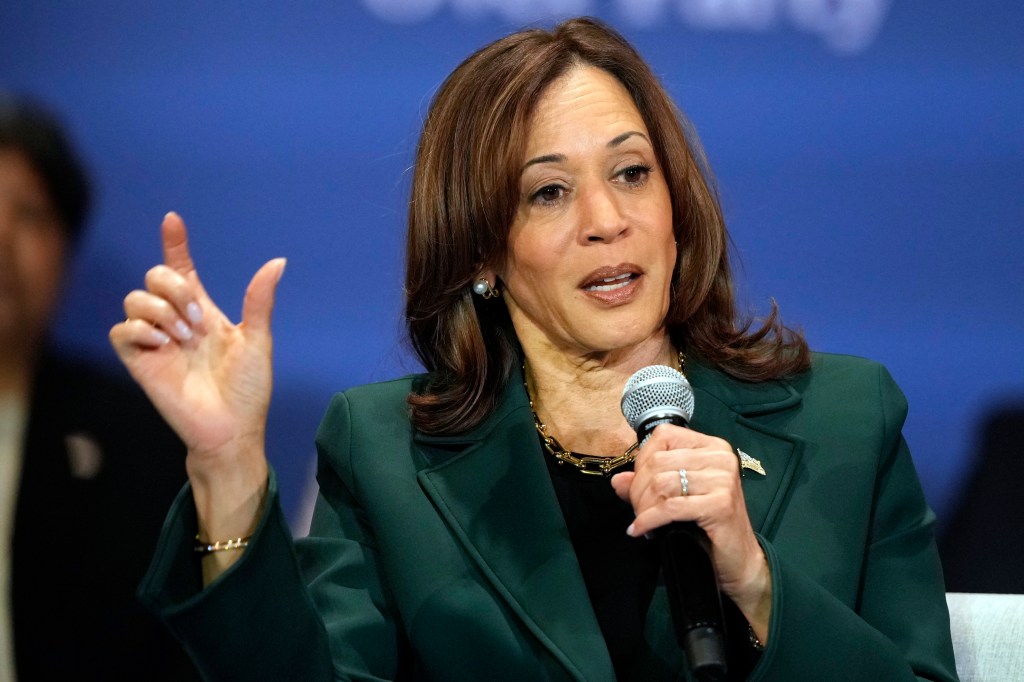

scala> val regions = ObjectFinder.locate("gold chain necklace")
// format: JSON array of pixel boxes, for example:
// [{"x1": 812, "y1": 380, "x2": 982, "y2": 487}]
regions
[{"x1": 525, "y1": 351, "x2": 686, "y2": 477}]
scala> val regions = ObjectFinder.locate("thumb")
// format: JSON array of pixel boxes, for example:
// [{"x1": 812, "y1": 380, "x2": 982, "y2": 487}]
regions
[{"x1": 241, "y1": 258, "x2": 287, "y2": 335}]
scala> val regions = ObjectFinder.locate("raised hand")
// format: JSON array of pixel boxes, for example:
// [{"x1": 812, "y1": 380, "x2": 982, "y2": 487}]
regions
[{"x1": 109, "y1": 212, "x2": 285, "y2": 578}]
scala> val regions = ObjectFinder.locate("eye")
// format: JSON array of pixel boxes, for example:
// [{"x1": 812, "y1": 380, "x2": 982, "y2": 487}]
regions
[
  {"x1": 529, "y1": 184, "x2": 568, "y2": 206},
  {"x1": 618, "y1": 164, "x2": 652, "y2": 187}
]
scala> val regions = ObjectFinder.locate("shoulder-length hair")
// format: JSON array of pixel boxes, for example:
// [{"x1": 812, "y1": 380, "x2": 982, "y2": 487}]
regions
[{"x1": 405, "y1": 17, "x2": 809, "y2": 435}]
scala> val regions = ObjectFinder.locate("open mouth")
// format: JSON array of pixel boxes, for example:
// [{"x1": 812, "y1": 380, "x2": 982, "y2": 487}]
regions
[{"x1": 583, "y1": 272, "x2": 638, "y2": 292}]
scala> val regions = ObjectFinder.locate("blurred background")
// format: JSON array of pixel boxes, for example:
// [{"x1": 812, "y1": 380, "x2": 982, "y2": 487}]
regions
[{"x1": 2, "y1": 0, "x2": 1021, "y2": 532}]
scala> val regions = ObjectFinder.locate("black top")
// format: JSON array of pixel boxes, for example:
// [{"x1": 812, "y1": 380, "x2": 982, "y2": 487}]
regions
[
  {"x1": 543, "y1": 442, "x2": 762, "y2": 681},
  {"x1": 543, "y1": 451, "x2": 661, "y2": 679}
]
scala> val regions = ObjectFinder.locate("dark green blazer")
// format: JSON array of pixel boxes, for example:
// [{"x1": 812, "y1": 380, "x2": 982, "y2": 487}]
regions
[{"x1": 140, "y1": 353, "x2": 958, "y2": 681}]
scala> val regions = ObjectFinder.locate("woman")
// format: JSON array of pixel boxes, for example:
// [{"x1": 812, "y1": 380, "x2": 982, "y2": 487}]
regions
[{"x1": 110, "y1": 18, "x2": 957, "y2": 682}]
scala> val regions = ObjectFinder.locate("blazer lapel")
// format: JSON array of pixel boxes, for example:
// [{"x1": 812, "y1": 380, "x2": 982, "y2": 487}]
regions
[
  {"x1": 415, "y1": 377, "x2": 614, "y2": 682},
  {"x1": 686, "y1": 359, "x2": 807, "y2": 538}
]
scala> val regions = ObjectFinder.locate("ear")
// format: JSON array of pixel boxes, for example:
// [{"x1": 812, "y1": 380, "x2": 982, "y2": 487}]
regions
[{"x1": 477, "y1": 267, "x2": 498, "y2": 287}]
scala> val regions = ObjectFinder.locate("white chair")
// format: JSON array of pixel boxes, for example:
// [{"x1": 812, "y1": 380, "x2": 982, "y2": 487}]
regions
[{"x1": 946, "y1": 592, "x2": 1024, "y2": 681}]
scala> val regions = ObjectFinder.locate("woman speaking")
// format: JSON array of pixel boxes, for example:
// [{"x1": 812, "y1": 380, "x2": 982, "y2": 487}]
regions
[{"x1": 110, "y1": 17, "x2": 957, "y2": 682}]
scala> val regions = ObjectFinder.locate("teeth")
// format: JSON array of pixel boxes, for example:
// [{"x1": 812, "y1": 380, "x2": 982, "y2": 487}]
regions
[{"x1": 586, "y1": 274, "x2": 634, "y2": 292}]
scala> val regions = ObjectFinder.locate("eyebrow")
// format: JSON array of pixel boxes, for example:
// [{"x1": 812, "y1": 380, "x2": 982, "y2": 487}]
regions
[
  {"x1": 608, "y1": 130, "x2": 649, "y2": 148},
  {"x1": 521, "y1": 153, "x2": 566, "y2": 172},
  {"x1": 520, "y1": 131, "x2": 651, "y2": 172}
]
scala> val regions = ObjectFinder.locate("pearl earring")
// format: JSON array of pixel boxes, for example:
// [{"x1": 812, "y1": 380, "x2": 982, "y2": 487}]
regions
[{"x1": 472, "y1": 278, "x2": 499, "y2": 299}]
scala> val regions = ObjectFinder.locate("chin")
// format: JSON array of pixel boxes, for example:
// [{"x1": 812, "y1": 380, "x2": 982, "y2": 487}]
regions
[{"x1": 575, "y1": 321, "x2": 667, "y2": 356}]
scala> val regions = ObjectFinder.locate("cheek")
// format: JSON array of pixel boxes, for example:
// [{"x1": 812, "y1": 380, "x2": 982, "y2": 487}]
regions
[
  {"x1": 18, "y1": 230, "x2": 67, "y2": 299},
  {"x1": 653, "y1": 185, "x2": 675, "y2": 240},
  {"x1": 500, "y1": 236, "x2": 576, "y2": 327},
  {"x1": 503, "y1": 222, "x2": 568, "y2": 286}
]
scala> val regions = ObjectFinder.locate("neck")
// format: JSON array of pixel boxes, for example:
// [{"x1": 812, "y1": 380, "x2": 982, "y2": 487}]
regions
[{"x1": 522, "y1": 333, "x2": 676, "y2": 456}]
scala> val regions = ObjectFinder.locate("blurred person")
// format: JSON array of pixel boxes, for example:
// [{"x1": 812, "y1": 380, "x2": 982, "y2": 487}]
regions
[
  {"x1": 112, "y1": 18, "x2": 956, "y2": 681},
  {"x1": 940, "y1": 405, "x2": 1024, "y2": 594},
  {"x1": 0, "y1": 95, "x2": 197, "y2": 679}
]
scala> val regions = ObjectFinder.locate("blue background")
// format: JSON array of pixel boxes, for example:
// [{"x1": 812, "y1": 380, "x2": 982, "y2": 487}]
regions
[{"x1": 3, "y1": 0, "x2": 1021, "y2": 528}]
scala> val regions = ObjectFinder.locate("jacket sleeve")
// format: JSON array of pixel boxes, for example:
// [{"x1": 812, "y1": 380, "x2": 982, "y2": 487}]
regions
[
  {"x1": 748, "y1": 364, "x2": 958, "y2": 681},
  {"x1": 137, "y1": 392, "x2": 404, "y2": 681}
]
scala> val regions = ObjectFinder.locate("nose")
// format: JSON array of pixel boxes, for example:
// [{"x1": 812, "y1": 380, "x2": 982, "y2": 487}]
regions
[{"x1": 578, "y1": 183, "x2": 628, "y2": 244}]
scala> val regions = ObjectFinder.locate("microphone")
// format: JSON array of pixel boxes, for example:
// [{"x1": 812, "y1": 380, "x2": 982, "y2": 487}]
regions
[{"x1": 621, "y1": 365, "x2": 728, "y2": 682}]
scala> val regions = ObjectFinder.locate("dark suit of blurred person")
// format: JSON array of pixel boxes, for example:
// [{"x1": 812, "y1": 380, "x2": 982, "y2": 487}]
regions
[{"x1": 940, "y1": 406, "x2": 1024, "y2": 594}]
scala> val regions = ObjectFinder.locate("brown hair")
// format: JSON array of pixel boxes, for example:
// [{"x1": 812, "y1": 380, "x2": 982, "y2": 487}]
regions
[{"x1": 405, "y1": 17, "x2": 809, "y2": 435}]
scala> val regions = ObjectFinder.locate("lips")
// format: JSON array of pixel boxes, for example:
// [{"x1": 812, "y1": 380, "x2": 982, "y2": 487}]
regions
[{"x1": 579, "y1": 264, "x2": 642, "y2": 292}]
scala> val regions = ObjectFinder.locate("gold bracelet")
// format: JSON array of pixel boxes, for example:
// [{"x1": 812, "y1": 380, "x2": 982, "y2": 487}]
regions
[{"x1": 194, "y1": 534, "x2": 252, "y2": 555}]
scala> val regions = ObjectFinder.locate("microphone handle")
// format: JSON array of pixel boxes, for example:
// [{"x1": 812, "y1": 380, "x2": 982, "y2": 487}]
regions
[
  {"x1": 659, "y1": 521, "x2": 729, "y2": 682},
  {"x1": 634, "y1": 412, "x2": 728, "y2": 680}
]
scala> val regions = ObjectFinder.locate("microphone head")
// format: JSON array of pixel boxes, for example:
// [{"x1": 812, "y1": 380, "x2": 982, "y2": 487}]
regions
[{"x1": 620, "y1": 364, "x2": 695, "y2": 434}]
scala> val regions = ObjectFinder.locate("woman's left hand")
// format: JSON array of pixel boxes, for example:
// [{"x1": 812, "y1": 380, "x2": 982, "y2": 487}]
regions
[{"x1": 610, "y1": 423, "x2": 772, "y2": 640}]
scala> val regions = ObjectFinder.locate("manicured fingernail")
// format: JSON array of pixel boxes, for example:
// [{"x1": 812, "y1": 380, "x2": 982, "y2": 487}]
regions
[
  {"x1": 150, "y1": 329, "x2": 171, "y2": 345},
  {"x1": 174, "y1": 319, "x2": 193, "y2": 340},
  {"x1": 626, "y1": 523, "x2": 636, "y2": 537},
  {"x1": 186, "y1": 301, "x2": 203, "y2": 324}
]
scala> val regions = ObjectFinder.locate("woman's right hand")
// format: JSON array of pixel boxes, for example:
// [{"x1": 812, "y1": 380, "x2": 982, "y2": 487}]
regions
[{"x1": 109, "y1": 212, "x2": 285, "y2": 578}]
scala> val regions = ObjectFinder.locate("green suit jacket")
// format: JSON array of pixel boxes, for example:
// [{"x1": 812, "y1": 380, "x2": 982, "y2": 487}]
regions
[{"x1": 140, "y1": 353, "x2": 958, "y2": 681}]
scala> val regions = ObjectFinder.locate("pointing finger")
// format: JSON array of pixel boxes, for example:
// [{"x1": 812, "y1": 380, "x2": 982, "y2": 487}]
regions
[
  {"x1": 161, "y1": 212, "x2": 197, "y2": 277},
  {"x1": 159, "y1": 211, "x2": 215, "y2": 313}
]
